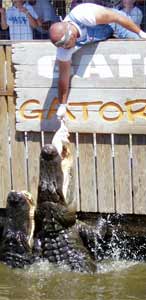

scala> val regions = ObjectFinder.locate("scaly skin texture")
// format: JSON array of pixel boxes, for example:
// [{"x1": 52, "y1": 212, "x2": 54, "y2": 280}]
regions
[
  {"x1": 34, "y1": 144, "x2": 97, "y2": 273},
  {"x1": 0, "y1": 191, "x2": 35, "y2": 268}
]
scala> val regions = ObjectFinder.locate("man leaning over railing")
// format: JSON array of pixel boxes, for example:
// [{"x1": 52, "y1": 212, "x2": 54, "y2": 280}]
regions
[{"x1": 49, "y1": 3, "x2": 146, "y2": 120}]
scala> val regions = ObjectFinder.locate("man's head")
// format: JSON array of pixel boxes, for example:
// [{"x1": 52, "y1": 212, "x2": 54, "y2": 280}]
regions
[{"x1": 49, "y1": 22, "x2": 77, "y2": 49}]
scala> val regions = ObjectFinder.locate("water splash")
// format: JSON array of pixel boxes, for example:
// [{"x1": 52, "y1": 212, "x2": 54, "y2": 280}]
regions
[{"x1": 97, "y1": 260, "x2": 138, "y2": 274}]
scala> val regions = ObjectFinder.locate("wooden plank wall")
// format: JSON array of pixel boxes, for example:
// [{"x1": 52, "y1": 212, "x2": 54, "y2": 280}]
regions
[
  {"x1": 13, "y1": 41, "x2": 146, "y2": 134},
  {"x1": 0, "y1": 43, "x2": 146, "y2": 215}
]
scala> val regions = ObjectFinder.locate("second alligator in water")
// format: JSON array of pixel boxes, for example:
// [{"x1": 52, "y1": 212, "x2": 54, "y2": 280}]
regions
[{"x1": 0, "y1": 190, "x2": 35, "y2": 268}]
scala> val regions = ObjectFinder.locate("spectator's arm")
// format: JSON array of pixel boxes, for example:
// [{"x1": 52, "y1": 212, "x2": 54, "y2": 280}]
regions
[
  {"x1": 26, "y1": 11, "x2": 38, "y2": 28},
  {"x1": 36, "y1": 18, "x2": 42, "y2": 27},
  {"x1": 41, "y1": 21, "x2": 51, "y2": 31},
  {"x1": 0, "y1": 8, "x2": 8, "y2": 30},
  {"x1": 19, "y1": 7, "x2": 38, "y2": 28}
]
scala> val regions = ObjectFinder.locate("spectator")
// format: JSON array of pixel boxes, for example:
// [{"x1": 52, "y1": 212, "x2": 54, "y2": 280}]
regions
[
  {"x1": 135, "y1": 0, "x2": 145, "y2": 30},
  {"x1": 28, "y1": 0, "x2": 58, "y2": 39},
  {"x1": 0, "y1": 0, "x2": 39, "y2": 40},
  {"x1": 70, "y1": 0, "x2": 122, "y2": 10},
  {"x1": 118, "y1": 0, "x2": 143, "y2": 26}
]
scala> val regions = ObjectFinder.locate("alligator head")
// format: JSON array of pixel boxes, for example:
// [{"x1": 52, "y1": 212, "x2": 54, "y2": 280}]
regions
[
  {"x1": 0, "y1": 191, "x2": 35, "y2": 268},
  {"x1": 34, "y1": 144, "x2": 79, "y2": 262},
  {"x1": 36, "y1": 144, "x2": 76, "y2": 235}
]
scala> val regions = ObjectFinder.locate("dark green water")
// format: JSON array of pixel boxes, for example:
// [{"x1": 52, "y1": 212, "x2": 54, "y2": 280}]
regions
[{"x1": 0, "y1": 260, "x2": 146, "y2": 300}]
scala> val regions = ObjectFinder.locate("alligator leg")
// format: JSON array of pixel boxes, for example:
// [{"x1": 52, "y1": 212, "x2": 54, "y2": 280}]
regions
[{"x1": 77, "y1": 220, "x2": 109, "y2": 261}]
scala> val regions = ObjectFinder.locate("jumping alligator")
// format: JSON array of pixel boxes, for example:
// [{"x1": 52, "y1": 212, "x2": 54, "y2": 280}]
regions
[
  {"x1": 0, "y1": 141, "x2": 104, "y2": 272},
  {"x1": 1, "y1": 143, "x2": 146, "y2": 269},
  {"x1": 34, "y1": 144, "x2": 100, "y2": 273},
  {"x1": 2, "y1": 124, "x2": 145, "y2": 270}
]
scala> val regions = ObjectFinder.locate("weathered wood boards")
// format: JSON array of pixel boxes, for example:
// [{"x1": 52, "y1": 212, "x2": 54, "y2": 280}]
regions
[
  {"x1": 0, "y1": 97, "x2": 11, "y2": 207},
  {"x1": 132, "y1": 135, "x2": 146, "y2": 214},
  {"x1": 79, "y1": 134, "x2": 97, "y2": 212},
  {"x1": 12, "y1": 41, "x2": 146, "y2": 133},
  {"x1": 114, "y1": 134, "x2": 133, "y2": 214},
  {"x1": 0, "y1": 45, "x2": 14, "y2": 96},
  {"x1": 0, "y1": 46, "x2": 6, "y2": 94},
  {"x1": 96, "y1": 134, "x2": 115, "y2": 213},
  {"x1": 0, "y1": 42, "x2": 144, "y2": 215}
]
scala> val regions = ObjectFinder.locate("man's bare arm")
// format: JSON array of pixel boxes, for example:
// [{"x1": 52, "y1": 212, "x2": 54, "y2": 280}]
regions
[
  {"x1": 19, "y1": 7, "x2": 38, "y2": 28},
  {"x1": 95, "y1": 6, "x2": 140, "y2": 34},
  {"x1": 107, "y1": 9, "x2": 140, "y2": 34},
  {"x1": 58, "y1": 60, "x2": 71, "y2": 104},
  {"x1": 55, "y1": 60, "x2": 71, "y2": 119}
]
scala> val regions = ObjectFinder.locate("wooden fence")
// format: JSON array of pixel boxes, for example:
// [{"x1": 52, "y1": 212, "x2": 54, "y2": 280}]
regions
[{"x1": 1, "y1": 42, "x2": 146, "y2": 214}]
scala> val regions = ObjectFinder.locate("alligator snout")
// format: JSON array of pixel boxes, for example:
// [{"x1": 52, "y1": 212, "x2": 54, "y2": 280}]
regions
[
  {"x1": 41, "y1": 144, "x2": 60, "y2": 161},
  {"x1": 38, "y1": 144, "x2": 64, "y2": 205},
  {"x1": 7, "y1": 191, "x2": 27, "y2": 206}
]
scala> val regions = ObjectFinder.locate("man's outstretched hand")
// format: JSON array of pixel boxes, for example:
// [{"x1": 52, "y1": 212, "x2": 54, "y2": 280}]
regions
[
  {"x1": 52, "y1": 120, "x2": 69, "y2": 156},
  {"x1": 56, "y1": 104, "x2": 67, "y2": 120},
  {"x1": 139, "y1": 30, "x2": 146, "y2": 39}
]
